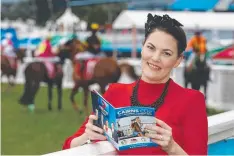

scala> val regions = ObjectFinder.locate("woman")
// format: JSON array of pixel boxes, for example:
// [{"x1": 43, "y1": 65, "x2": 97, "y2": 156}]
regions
[{"x1": 63, "y1": 13, "x2": 208, "y2": 155}]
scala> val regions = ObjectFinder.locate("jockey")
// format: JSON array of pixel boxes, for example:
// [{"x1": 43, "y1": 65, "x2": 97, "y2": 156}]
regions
[
  {"x1": 75, "y1": 23, "x2": 105, "y2": 61},
  {"x1": 86, "y1": 23, "x2": 104, "y2": 56},
  {"x1": 186, "y1": 30, "x2": 207, "y2": 55},
  {"x1": 35, "y1": 35, "x2": 59, "y2": 62},
  {"x1": 185, "y1": 31, "x2": 211, "y2": 70},
  {"x1": 1, "y1": 33, "x2": 17, "y2": 69},
  {"x1": 35, "y1": 35, "x2": 60, "y2": 79},
  {"x1": 74, "y1": 23, "x2": 105, "y2": 79}
]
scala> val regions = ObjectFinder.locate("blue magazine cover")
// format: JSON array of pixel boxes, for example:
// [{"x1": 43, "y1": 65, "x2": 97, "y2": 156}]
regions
[{"x1": 91, "y1": 90, "x2": 158, "y2": 151}]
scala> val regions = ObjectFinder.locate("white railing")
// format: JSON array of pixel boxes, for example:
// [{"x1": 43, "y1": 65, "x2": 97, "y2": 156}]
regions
[
  {"x1": 208, "y1": 110, "x2": 234, "y2": 144},
  {"x1": 43, "y1": 110, "x2": 234, "y2": 156}
]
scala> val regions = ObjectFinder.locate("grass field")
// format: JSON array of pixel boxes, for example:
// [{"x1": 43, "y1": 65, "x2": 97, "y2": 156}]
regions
[
  {"x1": 1, "y1": 83, "x2": 224, "y2": 155},
  {"x1": 1, "y1": 83, "x2": 91, "y2": 155}
]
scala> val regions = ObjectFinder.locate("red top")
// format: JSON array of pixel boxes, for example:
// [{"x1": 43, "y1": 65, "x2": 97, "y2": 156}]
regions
[
  {"x1": 63, "y1": 79, "x2": 208, "y2": 155},
  {"x1": 37, "y1": 39, "x2": 54, "y2": 57}
]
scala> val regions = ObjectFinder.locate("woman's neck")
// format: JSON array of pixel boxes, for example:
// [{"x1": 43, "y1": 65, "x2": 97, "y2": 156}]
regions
[{"x1": 141, "y1": 75, "x2": 170, "y2": 84}]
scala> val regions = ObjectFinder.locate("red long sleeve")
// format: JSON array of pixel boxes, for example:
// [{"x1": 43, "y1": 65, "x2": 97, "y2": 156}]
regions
[
  {"x1": 182, "y1": 91, "x2": 208, "y2": 155},
  {"x1": 62, "y1": 117, "x2": 88, "y2": 149}
]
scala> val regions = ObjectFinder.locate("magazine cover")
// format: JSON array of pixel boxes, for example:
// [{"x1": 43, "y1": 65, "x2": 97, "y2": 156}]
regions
[{"x1": 91, "y1": 90, "x2": 158, "y2": 151}]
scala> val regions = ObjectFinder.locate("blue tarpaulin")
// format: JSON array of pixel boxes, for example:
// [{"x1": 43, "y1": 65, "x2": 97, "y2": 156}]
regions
[
  {"x1": 169, "y1": 0, "x2": 219, "y2": 11},
  {"x1": 18, "y1": 38, "x2": 42, "y2": 48},
  {"x1": 1, "y1": 28, "x2": 19, "y2": 49}
]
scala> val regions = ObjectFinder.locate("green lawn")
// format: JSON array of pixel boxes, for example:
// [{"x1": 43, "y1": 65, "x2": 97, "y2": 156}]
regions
[
  {"x1": 1, "y1": 83, "x2": 91, "y2": 155},
  {"x1": 1, "y1": 83, "x2": 224, "y2": 155}
]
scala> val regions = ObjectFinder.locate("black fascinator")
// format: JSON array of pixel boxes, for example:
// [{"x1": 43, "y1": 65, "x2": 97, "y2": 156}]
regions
[{"x1": 145, "y1": 13, "x2": 183, "y2": 38}]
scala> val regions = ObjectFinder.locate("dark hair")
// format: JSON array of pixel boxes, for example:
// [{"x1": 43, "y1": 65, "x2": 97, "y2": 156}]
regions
[{"x1": 144, "y1": 13, "x2": 187, "y2": 56}]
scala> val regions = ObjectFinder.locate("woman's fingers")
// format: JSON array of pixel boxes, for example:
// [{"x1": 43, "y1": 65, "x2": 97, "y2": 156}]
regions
[
  {"x1": 155, "y1": 118, "x2": 172, "y2": 130},
  {"x1": 85, "y1": 129, "x2": 106, "y2": 140},
  {"x1": 88, "y1": 114, "x2": 98, "y2": 123},
  {"x1": 85, "y1": 114, "x2": 106, "y2": 141},
  {"x1": 144, "y1": 118, "x2": 175, "y2": 151},
  {"x1": 145, "y1": 133, "x2": 170, "y2": 141},
  {"x1": 145, "y1": 125, "x2": 171, "y2": 135},
  {"x1": 86, "y1": 122, "x2": 104, "y2": 134}
]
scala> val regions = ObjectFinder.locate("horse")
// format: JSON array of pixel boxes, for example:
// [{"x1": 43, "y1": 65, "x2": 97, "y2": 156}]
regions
[
  {"x1": 1, "y1": 48, "x2": 26, "y2": 88},
  {"x1": 64, "y1": 38, "x2": 139, "y2": 115},
  {"x1": 18, "y1": 46, "x2": 69, "y2": 112},
  {"x1": 131, "y1": 121, "x2": 143, "y2": 137},
  {"x1": 184, "y1": 52, "x2": 210, "y2": 100}
]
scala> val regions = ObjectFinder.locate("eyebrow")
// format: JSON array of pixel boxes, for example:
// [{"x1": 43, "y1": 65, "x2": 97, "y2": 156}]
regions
[
  {"x1": 147, "y1": 42, "x2": 156, "y2": 49},
  {"x1": 147, "y1": 42, "x2": 174, "y2": 53}
]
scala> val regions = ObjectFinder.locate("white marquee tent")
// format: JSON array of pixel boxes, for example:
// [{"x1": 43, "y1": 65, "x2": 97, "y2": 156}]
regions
[
  {"x1": 113, "y1": 10, "x2": 234, "y2": 30},
  {"x1": 56, "y1": 8, "x2": 80, "y2": 31}
]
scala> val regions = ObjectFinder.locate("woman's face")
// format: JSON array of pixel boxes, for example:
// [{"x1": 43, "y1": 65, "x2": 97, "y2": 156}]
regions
[{"x1": 141, "y1": 30, "x2": 183, "y2": 83}]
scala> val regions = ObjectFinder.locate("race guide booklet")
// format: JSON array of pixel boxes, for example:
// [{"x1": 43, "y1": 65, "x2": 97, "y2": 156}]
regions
[{"x1": 91, "y1": 90, "x2": 158, "y2": 150}]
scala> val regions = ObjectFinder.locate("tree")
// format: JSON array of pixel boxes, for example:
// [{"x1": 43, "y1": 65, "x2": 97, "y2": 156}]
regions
[
  {"x1": 35, "y1": 0, "x2": 50, "y2": 26},
  {"x1": 72, "y1": 3, "x2": 127, "y2": 25},
  {"x1": 1, "y1": 0, "x2": 35, "y2": 20},
  {"x1": 52, "y1": 0, "x2": 67, "y2": 14}
]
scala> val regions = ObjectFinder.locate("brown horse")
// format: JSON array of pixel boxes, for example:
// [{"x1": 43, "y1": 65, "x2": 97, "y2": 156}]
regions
[
  {"x1": 18, "y1": 45, "x2": 69, "y2": 112},
  {"x1": 19, "y1": 61, "x2": 64, "y2": 112},
  {"x1": 1, "y1": 48, "x2": 26, "y2": 87},
  {"x1": 66, "y1": 39, "x2": 139, "y2": 115}
]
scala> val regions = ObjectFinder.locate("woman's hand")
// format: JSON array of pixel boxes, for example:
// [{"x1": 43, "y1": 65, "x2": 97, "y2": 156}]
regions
[
  {"x1": 84, "y1": 114, "x2": 107, "y2": 141},
  {"x1": 70, "y1": 114, "x2": 106, "y2": 148},
  {"x1": 145, "y1": 118, "x2": 176, "y2": 153}
]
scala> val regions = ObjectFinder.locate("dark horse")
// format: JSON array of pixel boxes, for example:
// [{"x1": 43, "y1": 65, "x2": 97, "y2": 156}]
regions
[
  {"x1": 1, "y1": 48, "x2": 26, "y2": 87},
  {"x1": 184, "y1": 53, "x2": 210, "y2": 99},
  {"x1": 66, "y1": 39, "x2": 139, "y2": 115},
  {"x1": 18, "y1": 47, "x2": 68, "y2": 112}
]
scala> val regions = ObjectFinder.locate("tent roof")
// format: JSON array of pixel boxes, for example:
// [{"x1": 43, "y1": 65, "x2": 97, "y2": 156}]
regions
[
  {"x1": 56, "y1": 8, "x2": 80, "y2": 25},
  {"x1": 113, "y1": 10, "x2": 234, "y2": 30}
]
